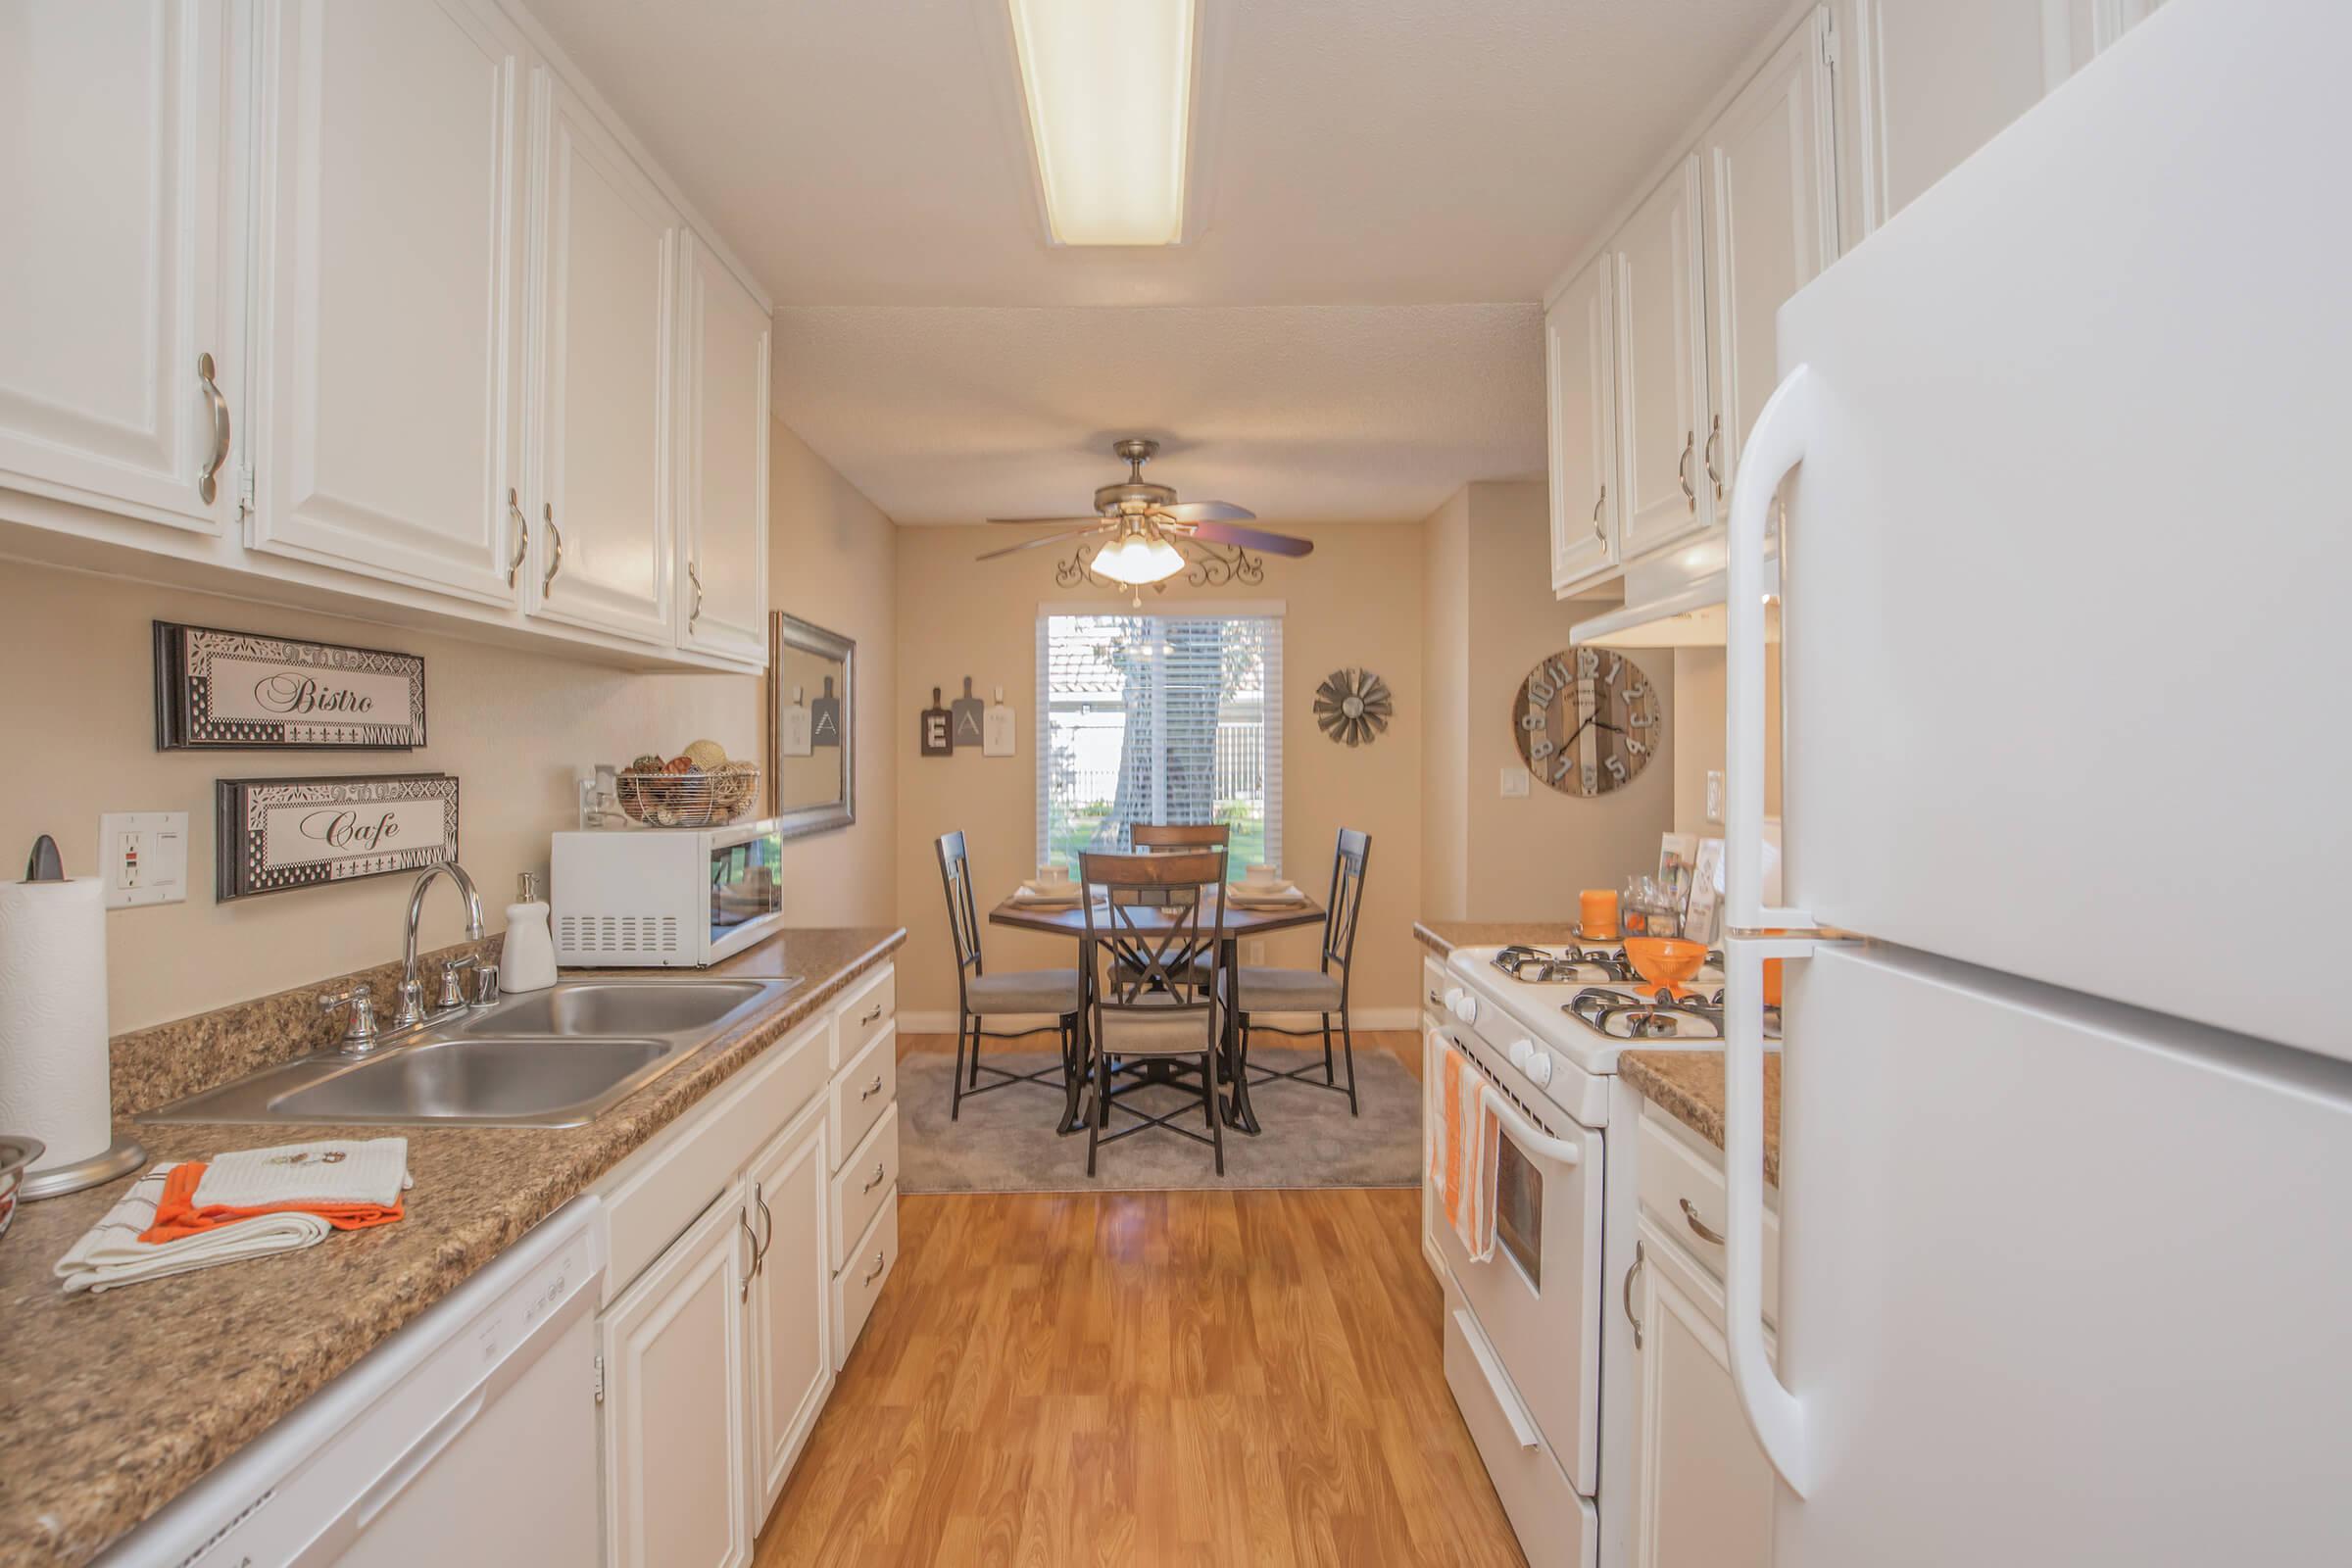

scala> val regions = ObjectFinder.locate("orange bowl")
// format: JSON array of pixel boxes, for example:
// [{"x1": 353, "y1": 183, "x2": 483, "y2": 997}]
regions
[{"x1": 1623, "y1": 936, "x2": 1708, "y2": 997}]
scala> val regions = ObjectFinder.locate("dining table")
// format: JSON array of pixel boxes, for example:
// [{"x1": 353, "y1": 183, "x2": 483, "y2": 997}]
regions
[{"x1": 988, "y1": 889, "x2": 1327, "y2": 1137}]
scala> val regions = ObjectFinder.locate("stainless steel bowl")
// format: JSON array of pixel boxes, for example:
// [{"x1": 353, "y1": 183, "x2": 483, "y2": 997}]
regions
[{"x1": 0, "y1": 1135, "x2": 46, "y2": 1241}]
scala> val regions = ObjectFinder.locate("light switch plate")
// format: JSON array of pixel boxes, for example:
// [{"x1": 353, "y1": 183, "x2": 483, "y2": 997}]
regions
[
  {"x1": 1500, "y1": 766, "x2": 1531, "y2": 798},
  {"x1": 1706, "y1": 770, "x2": 1726, "y2": 824},
  {"x1": 101, "y1": 811, "x2": 188, "y2": 907}
]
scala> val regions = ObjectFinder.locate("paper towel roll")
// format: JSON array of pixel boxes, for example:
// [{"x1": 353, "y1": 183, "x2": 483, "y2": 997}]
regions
[{"x1": 0, "y1": 874, "x2": 113, "y2": 1171}]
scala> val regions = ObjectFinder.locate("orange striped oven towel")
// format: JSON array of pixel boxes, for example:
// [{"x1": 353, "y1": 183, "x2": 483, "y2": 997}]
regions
[{"x1": 1427, "y1": 1030, "x2": 1499, "y2": 1260}]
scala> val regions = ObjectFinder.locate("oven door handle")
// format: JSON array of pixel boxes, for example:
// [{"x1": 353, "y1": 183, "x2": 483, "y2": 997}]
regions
[{"x1": 1480, "y1": 1080, "x2": 1582, "y2": 1167}]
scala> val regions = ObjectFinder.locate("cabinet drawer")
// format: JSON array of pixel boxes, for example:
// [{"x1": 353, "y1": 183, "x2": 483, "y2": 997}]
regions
[
  {"x1": 829, "y1": 1104, "x2": 899, "y2": 1272},
  {"x1": 834, "y1": 963, "x2": 894, "y2": 1071},
  {"x1": 1442, "y1": 1286, "x2": 1598, "y2": 1567},
  {"x1": 1635, "y1": 1108, "x2": 1779, "y2": 1323},
  {"x1": 600, "y1": 1014, "x2": 828, "y2": 1302},
  {"x1": 830, "y1": 1022, "x2": 897, "y2": 1173},
  {"x1": 832, "y1": 1195, "x2": 898, "y2": 1368}
]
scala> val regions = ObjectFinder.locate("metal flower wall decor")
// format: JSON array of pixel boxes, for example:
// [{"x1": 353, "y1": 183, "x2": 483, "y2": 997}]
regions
[{"x1": 1313, "y1": 668, "x2": 1394, "y2": 748}]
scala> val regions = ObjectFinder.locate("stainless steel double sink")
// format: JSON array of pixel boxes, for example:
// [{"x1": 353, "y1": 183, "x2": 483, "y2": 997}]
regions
[{"x1": 140, "y1": 977, "x2": 801, "y2": 1129}]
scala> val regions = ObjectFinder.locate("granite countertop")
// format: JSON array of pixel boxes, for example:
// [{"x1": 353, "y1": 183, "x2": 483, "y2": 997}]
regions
[
  {"x1": 1619, "y1": 1051, "x2": 1783, "y2": 1187},
  {"x1": 0, "y1": 926, "x2": 903, "y2": 1566},
  {"x1": 1412, "y1": 919, "x2": 1590, "y2": 956}
]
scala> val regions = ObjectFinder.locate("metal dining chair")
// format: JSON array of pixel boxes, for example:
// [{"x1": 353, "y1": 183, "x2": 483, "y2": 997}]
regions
[
  {"x1": 1079, "y1": 847, "x2": 1231, "y2": 1177},
  {"x1": 1227, "y1": 828, "x2": 1370, "y2": 1116},
  {"x1": 936, "y1": 831, "x2": 1082, "y2": 1121}
]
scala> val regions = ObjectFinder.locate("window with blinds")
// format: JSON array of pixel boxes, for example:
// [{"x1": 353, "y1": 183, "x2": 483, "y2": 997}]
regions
[{"x1": 1036, "y1": 612, "x2": 1283, "y2": 872}]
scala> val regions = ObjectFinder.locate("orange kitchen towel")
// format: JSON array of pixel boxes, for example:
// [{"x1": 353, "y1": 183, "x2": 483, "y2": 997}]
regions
[
  {"x1": 139, "y1": 1160, "x2": 404, "y2": 1243},
  {"x1": 1427, "y1": 1031, "x2": 1500, "y2": 1261}
]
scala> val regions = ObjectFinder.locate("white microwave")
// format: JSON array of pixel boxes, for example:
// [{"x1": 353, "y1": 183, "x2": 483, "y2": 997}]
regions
[{"x1": 551, "y1": 818, "x2": 785, "y2": 967}]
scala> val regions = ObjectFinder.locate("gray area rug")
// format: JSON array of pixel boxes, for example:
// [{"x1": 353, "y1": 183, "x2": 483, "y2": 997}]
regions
[{"x1": 898, "y1": 1046, "x2": 1423, "y2": 1193}]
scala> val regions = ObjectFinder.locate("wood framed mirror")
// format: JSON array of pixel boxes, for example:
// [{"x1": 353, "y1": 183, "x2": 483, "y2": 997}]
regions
[{"x1": 766, "y1": 612, "x2": 856, "y2": 840}]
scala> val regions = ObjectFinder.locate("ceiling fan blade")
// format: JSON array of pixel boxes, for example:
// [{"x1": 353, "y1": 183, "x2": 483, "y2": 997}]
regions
[
  {"x1": 975, "y1": 524, "x2": 1109, "y2": 562},
  {"x1": 1186, "y1": 520, "x2": 1314, "y2": 557},
  {"x1": 985, "y1": 514, "x2": 1103, "y2": 526},
  {"x1": 1159, "y1": 501, "x2": 1256, "y2": 523}
]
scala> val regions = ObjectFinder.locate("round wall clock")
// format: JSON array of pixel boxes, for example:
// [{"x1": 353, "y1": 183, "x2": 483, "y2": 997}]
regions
[{"x1": 1512, "y1": 646, "x2": 1661, "y2": 797}]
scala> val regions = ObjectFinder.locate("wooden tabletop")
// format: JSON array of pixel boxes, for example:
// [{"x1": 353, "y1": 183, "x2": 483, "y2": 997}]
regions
[{"x1": 988, "y1": 894, "x2": 1326, "y2": 939}]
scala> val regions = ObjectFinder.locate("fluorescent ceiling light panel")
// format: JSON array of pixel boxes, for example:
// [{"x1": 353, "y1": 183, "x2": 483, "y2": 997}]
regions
[{"x1": 1008, "y1": 0, "x2": 1196, "y2": 245}]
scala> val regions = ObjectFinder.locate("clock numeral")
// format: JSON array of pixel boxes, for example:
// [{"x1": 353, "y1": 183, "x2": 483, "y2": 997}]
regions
[
  {"x1": 1628, "y1": 710, "x2": 1654, "y2": 729},
  {"x1": 1605, "y1": 756, "x2": 1628, "y2": 785},
  {"x1": 1581, "y1": 763, "x2": 1598, "y2": 792},
  {"x1": 1626, "y1": 736, "x2": 1650, "y2": 759},
  {"x1": 1602, "y1": 652, "x2": 1623, "y2": 685},
  {"x1": 1528, "y1": 737, "x2": 1553, "y2": 761},
  {"x1": 1575, "y1": 646, "x2": 1600, "y2": 678},
  {"x1": 1624, "y1": 681, "x2": 1648, "y2": 702},
  {"x1": 1551, "y1": 755, "x2": 1573, "y2": 783}
]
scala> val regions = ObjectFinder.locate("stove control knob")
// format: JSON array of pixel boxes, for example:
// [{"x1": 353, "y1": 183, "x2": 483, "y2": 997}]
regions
[
  {"x1": 1442, "y1": 987, "x2": 1464, "y2": 1018},
  {"x1": 1456, "y1": 993, "x2": 1479, "y2": 1023},
  {"x1": 1524, "y1": 1050, "x2": 1554, "y2": 1088},
  {"x1": 1507, "y1": 1038, "x2": 1534, "y2": 1070}
]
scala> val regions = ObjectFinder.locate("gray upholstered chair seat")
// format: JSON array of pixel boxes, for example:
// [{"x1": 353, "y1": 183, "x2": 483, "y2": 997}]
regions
[
  {"x1": 1099, "y1": 996, "x2": 1218, "y2": 1057},
  {"x1": 964, "y1": 967, "x2": 1081, "y2": 1015},
  {"x1": 1230, "y1": 965, "x2": 1345, "y2": 1012}
]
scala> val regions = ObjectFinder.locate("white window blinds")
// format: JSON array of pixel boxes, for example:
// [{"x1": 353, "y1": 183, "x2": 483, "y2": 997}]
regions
[{"x1": 1036, "y1": 612, "x2": 1283, "y2": 872}]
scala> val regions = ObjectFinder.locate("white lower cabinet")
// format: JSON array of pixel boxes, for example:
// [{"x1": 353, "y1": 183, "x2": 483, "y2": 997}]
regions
[
  {"x1": 593, "y1": 961, "x2": 895, "y2": 1562},
  {"x1": 600, "y1": 1179, "x2": 754, "y2": 1568}
]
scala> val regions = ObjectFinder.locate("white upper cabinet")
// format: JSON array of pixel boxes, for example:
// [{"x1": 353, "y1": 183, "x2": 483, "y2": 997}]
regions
[
  {"x1": 248, "y1": 0, "x2": 530, "y2": 606},
  {"x1": 1702, "y1": 12, "x2": 1837, "y2": 501},
  {"x1": 0, "y1": 0, "x2": 239, "y2": 534},
  {"x1": 675, "y1": 234, "x2": 771, "y2": 666},
  {"x1": 526, "y1": 68, "x2": 679, "y2": 647},
  {"x1": 1613, "y1": 157, "x2": 1714, "y2": 562},
  {"x1": 1545, "y1": 253, "x2": 1617, "y2": 596}
]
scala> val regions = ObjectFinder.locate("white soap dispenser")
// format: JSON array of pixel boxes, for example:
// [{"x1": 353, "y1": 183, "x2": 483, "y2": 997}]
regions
[{"x1": 501, "y1": 871, "x2": 558, "y2": 993}]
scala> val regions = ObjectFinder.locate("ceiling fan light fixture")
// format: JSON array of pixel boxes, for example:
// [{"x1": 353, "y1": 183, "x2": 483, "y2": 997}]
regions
[
  {"x1": 1091, "y1": 528, "x2": 1186, "y2": 586},
  {"x1": 1006, "y1": 0, "x2": 1195, "y2": 246}
]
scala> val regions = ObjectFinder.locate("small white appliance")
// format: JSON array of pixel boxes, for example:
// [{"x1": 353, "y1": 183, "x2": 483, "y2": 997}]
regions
[
  {"x1": 552, "y1": 817, "x2": 785, "y2": 968},
  {"x1": 1707, "y1": 3, "x2": 2352, "y2": 1563},
  {"x1": 1430, "y1": 939, "x2": 1757, "y2": 1564},
  {"x1": 100, "y1": 1198, "x2": 605, "y2": 1566}
]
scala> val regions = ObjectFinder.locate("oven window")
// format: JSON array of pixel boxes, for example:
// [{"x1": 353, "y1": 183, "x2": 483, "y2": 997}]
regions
[
  {"x1": 710, "y1": 833, "x2": 782, "y2": 943},
  {"x1": 1494, "y1": 1134, "x2": 1545, "y2": 1289}
]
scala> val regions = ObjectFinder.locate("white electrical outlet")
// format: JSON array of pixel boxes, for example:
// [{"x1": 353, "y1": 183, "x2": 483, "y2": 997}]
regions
[
  {"x1": 1501, "y1": 766, "x2": 1531, "y2": 798},
  {"x1": 101, "y1": 812, "x2": 188, "y2": 907},
  {"x1": 1706, "y1": 770, "x2": 1726, "y2": 824}
]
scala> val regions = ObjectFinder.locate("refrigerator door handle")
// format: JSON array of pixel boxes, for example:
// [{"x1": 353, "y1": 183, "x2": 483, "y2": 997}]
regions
[
  {"x1": 1724, "y1": 931, "x2": 1820, "y2": 1496},
  {"x1": 1727, "y1": 363, "x2": 1816, "y2": 933}
]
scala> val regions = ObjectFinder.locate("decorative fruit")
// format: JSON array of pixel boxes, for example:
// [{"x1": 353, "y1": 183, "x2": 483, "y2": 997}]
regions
[
  {"x1": 662, "y1": 755, "x2": 698, "y2": 775},
  {"x1": 628, "y1": 754, "x2": 665, "y2": 772},
  {"x1": 682, "y1": 738, "x2": 729, "y2": 771}
]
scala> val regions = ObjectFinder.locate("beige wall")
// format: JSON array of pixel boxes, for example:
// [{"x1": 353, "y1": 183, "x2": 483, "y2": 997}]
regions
[
  {"x1": 0, "y1": 416, "x2": 896, "y2": 1035},
  {"x1": 1669, "y1": 645, "x2": 1781, "y2": 840},
  {"x1": 891, "y1": 522, "x2": 1425, "y2": 1019},
  {"x1": 1419, "y1": 488, "x2": 1471, "y2": 919},
  {"x1": 1421, "y1": 482, "x2": 1677, "y2": 919},
  {"x1": 766, "y1": 419, "x2": 898, "y2": 926}
]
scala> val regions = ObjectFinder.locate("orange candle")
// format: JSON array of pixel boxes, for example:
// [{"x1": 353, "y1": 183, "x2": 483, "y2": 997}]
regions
[{"x1": 1579, "y1": 888, "x2": 1620, "y2": 939}]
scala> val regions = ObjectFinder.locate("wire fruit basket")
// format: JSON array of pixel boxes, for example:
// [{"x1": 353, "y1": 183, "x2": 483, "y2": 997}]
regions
[{"x1": 614, "y1": 760, "x2": 761, "y2": 828}]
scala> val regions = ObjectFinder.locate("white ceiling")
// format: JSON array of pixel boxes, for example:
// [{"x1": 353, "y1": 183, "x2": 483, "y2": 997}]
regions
[{"x1": 530, "y1": 0, "x2": 1790, "y2": 522}]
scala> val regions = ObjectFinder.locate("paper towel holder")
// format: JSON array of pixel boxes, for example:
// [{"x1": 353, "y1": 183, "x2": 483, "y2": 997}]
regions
[{"x1": 11, "y1": 834, "x2": 146, "y2": 1200}]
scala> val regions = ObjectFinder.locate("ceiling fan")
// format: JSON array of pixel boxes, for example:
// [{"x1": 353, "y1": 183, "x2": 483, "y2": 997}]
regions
[{"x1": 977, "y1": 438, "x2": 1313, "y2": 586}]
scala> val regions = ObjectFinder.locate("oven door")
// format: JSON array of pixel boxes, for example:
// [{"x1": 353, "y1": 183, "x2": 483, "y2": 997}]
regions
[
  {"x1": 1433, "y1": 1022, "x2": 1603, "y2": 1494},
  {"x1": 705, "y1": 823, "x2": 783, "y2": 961}
]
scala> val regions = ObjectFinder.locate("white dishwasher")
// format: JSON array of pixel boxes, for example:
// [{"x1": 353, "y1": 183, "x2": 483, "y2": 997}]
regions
[{"x1": 102, "y1": 1197, "x2": 607, "y2": 1567}]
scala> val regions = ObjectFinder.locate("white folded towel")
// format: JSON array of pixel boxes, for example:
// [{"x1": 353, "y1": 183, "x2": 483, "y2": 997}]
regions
[
  {"x1": 1229, "y1": 881, "x2": 1306, "y2": 906},
  {"x1": 194, "y1": 1137, "x2": 412, "y2": 1209},
  {"x1": 55, "y1": 1164, "x2": 330, "y2": 1296}
]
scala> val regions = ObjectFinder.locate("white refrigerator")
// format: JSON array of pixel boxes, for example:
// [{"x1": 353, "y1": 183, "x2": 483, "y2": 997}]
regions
[{"x1": 1713, "y1": 1, "x2": 2352, "y2": 1563}]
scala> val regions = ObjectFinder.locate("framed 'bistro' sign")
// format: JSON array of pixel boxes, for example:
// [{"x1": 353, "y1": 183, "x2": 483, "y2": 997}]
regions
[
  {"x1": 156, "y1": 622, "x2": 426, "y2": 750},
  {"x1": 216, "y1": 774, "x2": 459, "y2": 902}
]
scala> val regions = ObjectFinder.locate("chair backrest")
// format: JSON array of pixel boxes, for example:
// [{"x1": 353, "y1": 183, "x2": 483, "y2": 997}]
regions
[
  {"x1": 935, "y1": 831, "x2": 984, "y2": 992},
  {"x1": 1321, "y1": 828, "x2": 1372, "y2": 976},
  {"x1": 1130, "y1": 822, "x2": 1230, "y2": 850},
  {"x1": 1080, "y1": 848, "x2": 1227, "y2": 1034}
]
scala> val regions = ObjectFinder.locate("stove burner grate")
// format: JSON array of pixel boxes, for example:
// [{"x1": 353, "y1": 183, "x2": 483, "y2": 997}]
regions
[{"x1": 1492, "y1": 944, "x2": 1634, "y2": 984}]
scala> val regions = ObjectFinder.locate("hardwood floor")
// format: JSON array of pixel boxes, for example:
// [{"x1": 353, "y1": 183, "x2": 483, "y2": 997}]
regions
[{"x1": 755, "y1": 1031, "x2": 1525, "y2": 1567}]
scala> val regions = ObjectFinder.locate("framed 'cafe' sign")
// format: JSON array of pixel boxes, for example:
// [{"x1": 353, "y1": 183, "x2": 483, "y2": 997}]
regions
[
  {"x1": 217, "y1": 774, "x2": 459, "y2": 902},
  {"x1": 156, "y1": 622, "x2": 425, "y2": 750}
]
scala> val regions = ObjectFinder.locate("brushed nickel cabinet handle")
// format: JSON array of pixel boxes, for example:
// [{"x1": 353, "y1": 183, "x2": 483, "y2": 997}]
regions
[
  {"x1": 1681, "y1": 1195, "x2": 1727, "y2": 1247},
  {"x1": 860, "y1": 1162, "x2": 886, "y2": 1195},
  {"x1": 754, "y1": 1183, "x2": 774, "y2": 1276},
  {"x1": 1704, "y1": 415, "x2": 1724, "y2": 502},
  {"x1": 1624, "y1": 1239, "x2": 1646, "y2": 1350},
  {"x1": 860, "y1": 1004, "x2": 884, "y2": 1026},
  {"x1": 861, "y1": 1250, "x2": 886, "y2": 1285},
  {"x1": 687, "y1": 561, "x2": 704, "y2": 629},
  {"x1": 1678, "y1": 430, "x2": 1696, "y2": 510},
  {"x1": 1591, "y1": 483, "x2": 1607, "y2": 546},
  {"x1": 506, "y1": 488, "x2": 527, "y2": 587},
  {"x1": 197, "y1": 352, "x2": 230, "y2": 505},
  {"x1": 738, "y1": 1206, "x2": 760, "y2": 1299},
  {"x1": 541, "y1": 503, "x2": 563, "y2": 592},
  {"x1": 859, "y1": 1074, "x2": 883, "y2": 1101}
]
